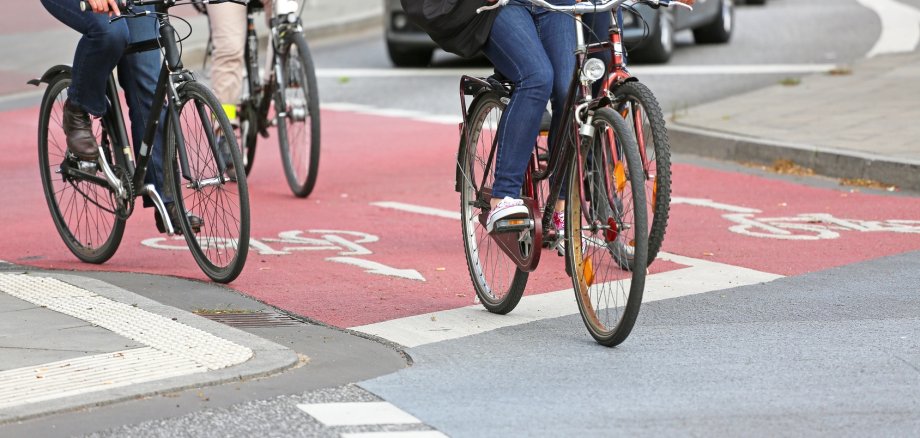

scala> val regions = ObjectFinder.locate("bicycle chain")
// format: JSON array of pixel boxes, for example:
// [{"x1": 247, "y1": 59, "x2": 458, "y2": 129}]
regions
[{"x1": 113, "y1": 165, "x2": 135, "y2": 220}]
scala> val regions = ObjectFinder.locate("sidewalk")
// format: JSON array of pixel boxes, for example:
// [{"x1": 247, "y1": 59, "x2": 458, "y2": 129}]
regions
[{"x1": 668, "y1": 51, "x2": 920, "y2": 193}]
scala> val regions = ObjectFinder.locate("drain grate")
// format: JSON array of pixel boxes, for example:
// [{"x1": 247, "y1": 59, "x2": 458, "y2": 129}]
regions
[{"x1": 198, "y1": 312, "x2": 304, "y2": 328}]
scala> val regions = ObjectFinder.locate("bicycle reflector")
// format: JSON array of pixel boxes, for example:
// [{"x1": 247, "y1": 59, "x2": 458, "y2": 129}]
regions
[{"x1": 581, "y1": 58, "x2": 606, "y2": 83}]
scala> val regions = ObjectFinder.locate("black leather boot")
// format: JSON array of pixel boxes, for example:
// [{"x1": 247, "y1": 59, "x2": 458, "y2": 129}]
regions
[{"x1": 62, "y1": 99, "x2": 100, "y2": 160}]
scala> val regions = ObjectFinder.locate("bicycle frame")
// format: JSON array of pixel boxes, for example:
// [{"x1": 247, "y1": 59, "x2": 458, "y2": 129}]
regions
[
  {"x1": 245, "y1": 3, "x2": 306, "y2": 131},
  {"x1": 58, "y1": 2, "x2": 224, "y2": 234},
  {"x1": 458, "y1": 6, "x2": 624, "y2": 270}
]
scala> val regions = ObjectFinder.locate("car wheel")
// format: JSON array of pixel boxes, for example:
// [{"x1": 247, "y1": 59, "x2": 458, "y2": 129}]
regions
[
  {"x1": 693, "y1": 0, "x2": 734, "y2": 44},
  {"x1": 387, "y1": 42, "x2": 434, "y2": 67},
  {"x1": 629, "y1": 10, "x2": 674, "y2": 64}
]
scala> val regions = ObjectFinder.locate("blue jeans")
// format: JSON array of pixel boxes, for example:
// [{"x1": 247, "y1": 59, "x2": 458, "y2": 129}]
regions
[
  {"x1": 482, "y1": 0, "x2": 576, "y2": 200},
  {"x1": 41, "y1": 0, "x2": 169, "y2": 206}
]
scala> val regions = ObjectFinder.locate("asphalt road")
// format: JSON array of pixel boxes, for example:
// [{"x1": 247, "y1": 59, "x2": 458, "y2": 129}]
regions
[{"x1": 2, "y1": 0, "x2": 920, "y2": 436}]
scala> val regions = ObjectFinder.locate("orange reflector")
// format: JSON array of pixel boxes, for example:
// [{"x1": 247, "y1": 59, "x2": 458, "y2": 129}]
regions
[
  {"x1": 506, "y1": 219, "x2": 526, "y2": 226},
  {"x1": 615, "y1": 162, "x2": 627, "y2": 193},
  {"x1": 583, "y1": 256, "x2": 595, "y2": 287},
  {"x1": 651, "y1": 176, "x2": 658, "y2": 210}
]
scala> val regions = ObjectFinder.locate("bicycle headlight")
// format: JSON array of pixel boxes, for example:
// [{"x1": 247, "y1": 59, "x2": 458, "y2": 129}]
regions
[{"x1": 581, "y1": 58, "x2": 606, "y2": 83}]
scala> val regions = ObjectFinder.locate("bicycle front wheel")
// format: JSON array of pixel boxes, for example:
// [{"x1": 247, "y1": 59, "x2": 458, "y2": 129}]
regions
[
  {"x1": 614, "y1": 81, "x2": 670, "y2": 265},
  {"x1": 275, "y1": 32, "x2": 321, "y2": 198},
  {"x1": 38, "y1": 73, "x2": 125, "y2": 264},
  {"x1": 459, "y1": 92, "x2": 528, "y2": 314},
  {"x1": 165, "y1": 82, "x2": 250, "y2": 283},
  {"x1": 566, "y1": 108, "x2": 648, "y2": 347}
]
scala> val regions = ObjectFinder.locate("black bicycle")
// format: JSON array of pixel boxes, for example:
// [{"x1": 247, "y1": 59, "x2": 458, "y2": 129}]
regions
[
  {"x1": 456, "y1": 0, "x2": 691, "y2": 346},
  {"x1": 32, "y1": 0, "x2": 250, "y2": 283},
  {"x1": 219, "y1": 0, "x2": 321, "y2": 198}
]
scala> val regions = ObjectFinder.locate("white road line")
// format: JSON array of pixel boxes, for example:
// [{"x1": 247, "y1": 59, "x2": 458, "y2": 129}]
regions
[
  {"x1": 351, "y1": 252, "x2": 782, "y2": 348},
  {"x1": 0, "y1": 274, "x2": 253, "y2": 409},
  {"x1": 317, "y1": 64, "x2": 839, "y2": 79},
  {"x1": 857, "y1": 0, "x2": 920, "y2": 57},
  {"x1": 371, "y1": 202, "x2": 462, "y2": 220},
  {"x1": 356, "y1": 201, "x2": 783, "y2": 347},
  {"x1": 323, "y1": 102, "x2": 462, "y2": 125},
  {"x1": 342, "y1": 433, "x2": 449, "y2": 438},
  {"x1": 297, "y1": 402, "x2": 422, "y2": 427}
]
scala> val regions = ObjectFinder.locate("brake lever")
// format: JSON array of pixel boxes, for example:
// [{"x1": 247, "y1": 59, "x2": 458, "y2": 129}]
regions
[{"x1": 477, "y1": 0, "x2": 511, "y2": 14}]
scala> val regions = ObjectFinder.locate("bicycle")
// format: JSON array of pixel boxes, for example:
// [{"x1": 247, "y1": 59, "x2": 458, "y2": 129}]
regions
[
  {"x1": 31, "y1": 0, "x2": 251, "y2": 283},
  {"x1": 206, "y1": 0, "x2": 321, "y2": 198},
  {"x1": 602, "y1": 2, "x2": 675, "y2": 265},
  {"x1": 457, "y1": 0, "x2": 689, "y2": 346}
]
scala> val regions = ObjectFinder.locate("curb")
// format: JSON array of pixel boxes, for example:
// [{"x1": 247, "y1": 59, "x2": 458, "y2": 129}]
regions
[
  {"x1": 668, "y1": 123, "x2": 920, "y2": 193},
  {"x1": 0, "y1": 272, "x2": 299, "y2": 425}
]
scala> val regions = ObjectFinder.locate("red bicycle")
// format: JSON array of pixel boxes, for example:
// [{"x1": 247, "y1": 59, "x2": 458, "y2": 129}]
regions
[{"x1": 598, "y1": 2, "x2": 685, "y2": 264}]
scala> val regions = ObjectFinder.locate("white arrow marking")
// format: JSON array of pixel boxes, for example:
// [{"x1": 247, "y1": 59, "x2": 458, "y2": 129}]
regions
[
  {"x1": 857, "y1": 0, "x2": 920, "y2": 57},
  {"x1": 327, "y1": 257, "x2": 426, "y2": 282}
]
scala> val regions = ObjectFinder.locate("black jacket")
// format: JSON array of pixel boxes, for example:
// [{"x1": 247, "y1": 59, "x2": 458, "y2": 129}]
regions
[{"x1": 400, "y1": 0, "x2": 498, "y2": 58}]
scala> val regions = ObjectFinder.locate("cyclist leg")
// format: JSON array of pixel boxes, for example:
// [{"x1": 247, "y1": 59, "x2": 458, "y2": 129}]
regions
[
  {"x1": 117, "y1": 5, "x2": 165, "y2": 206},
  {"x1": 480, "y1": 4, "x2": 556, "y2": 205},
  {"x1": 535, "y1": 1, "x2": 577, "y2": 232},
  {"x1": 40, "y1": 0, "x2": 129, "y2": 159},
  {"x1": 207, "y1": 2, "x2": 247, "y2": 119}
]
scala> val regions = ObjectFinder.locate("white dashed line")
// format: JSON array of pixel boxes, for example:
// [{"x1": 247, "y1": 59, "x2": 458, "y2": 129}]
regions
[{"x1": 297, "y1": 402, "x2": 423, "y2": 427}]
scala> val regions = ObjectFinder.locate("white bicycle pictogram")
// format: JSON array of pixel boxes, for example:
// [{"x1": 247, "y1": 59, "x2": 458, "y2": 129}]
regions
[
  {"x1": 673, "y1": 197, "x2": 920, "y2": 240},
  {"x1": 142, "y1": 229, "x2": 425, "y2": 281}
]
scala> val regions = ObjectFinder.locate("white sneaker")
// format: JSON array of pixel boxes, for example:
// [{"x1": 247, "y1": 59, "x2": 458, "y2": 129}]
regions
[{"x1": 486, "y1": 197, "x2": 529, "y2": 232}]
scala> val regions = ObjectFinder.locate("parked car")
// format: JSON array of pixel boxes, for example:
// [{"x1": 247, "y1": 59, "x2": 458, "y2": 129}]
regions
[
  {"x1": 383, "y1": 0, "x2": 735, "y2": 67},
  {"x1": 384, "y1": 0, "x2": 438, "y2": 67},
  {"x1": 622, "y1": 0, "x2": 735, "y2": 63}
]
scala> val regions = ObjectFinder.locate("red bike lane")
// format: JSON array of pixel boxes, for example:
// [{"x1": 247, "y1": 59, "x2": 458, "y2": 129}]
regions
[{"x1": 2, "y1": 105, "x2": 920, "y2": 328}]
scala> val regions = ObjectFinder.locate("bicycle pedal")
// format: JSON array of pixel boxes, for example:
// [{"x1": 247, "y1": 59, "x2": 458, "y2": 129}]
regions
[{"x1": 492, "y1": 218, "x2": 534, "y2": 233}]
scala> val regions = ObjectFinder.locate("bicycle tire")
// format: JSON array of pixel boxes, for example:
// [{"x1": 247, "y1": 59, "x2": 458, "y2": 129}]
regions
[
  {"x1": 566, "y1": 107, "x2": 648, "y2": 347},
  {"x1": 164, "y1": 81, "x2": 250, "y2": 283},
  {"x1": 459, "y1": 92, "x2": 528, "y2": 314},
  {"x1": 37, "y1": 73, "x2": 125, "y2": 264},
  {"x1": 275, "y1": 32, "x2": 321, "y2": 198},
  {"x1": 613, "y1": 81, "x2": 671, "y2": 265}
]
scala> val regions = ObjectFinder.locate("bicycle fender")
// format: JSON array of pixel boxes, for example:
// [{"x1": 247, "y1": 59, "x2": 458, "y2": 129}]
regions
[{"x1": 28, "y1": 65, "x2": 72, "y2": 87}]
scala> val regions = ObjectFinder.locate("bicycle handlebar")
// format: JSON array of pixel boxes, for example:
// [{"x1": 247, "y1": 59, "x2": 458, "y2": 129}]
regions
[
  {"x1": 79, "y1": 0, "x2": 247, "y2": 14},
  {"x1": 477, "y1": 0, "x2": 693, "y2": 14}
]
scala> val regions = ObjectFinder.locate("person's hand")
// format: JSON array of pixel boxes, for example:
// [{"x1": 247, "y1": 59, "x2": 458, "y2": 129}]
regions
[{"x1": 85, "y1": 0, "x2": 122, "y2": 16}]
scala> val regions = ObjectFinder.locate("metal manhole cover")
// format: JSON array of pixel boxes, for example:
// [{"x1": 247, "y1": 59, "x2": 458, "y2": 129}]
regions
[{"x1": 198, "y1": 312, "x2": 303, "y2": 328}]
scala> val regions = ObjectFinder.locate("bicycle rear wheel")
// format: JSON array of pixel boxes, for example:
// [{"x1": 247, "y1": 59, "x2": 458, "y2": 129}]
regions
[
  {"x1": 459, "y1": 92, "x2": 528, "y2": 314},
  {"x1": 165, "y1": 82, "x2": 250, "y2": 283},
  {"x1": 275, "y1": 32, "x2": 321, "y2": 198},
  {"x1": 614, "y1": 81, "x2": 671, "y2": 265},
  {"x1": 566, "y1": 108, "x2": 648, "y2": 347},
  {"x1": 38, "y1": 73, "x2": 125, "y2": 264}
]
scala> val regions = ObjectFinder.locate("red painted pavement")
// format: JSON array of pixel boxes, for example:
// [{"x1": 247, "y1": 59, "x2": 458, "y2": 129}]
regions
[{"x1": 2, "y1": 105, "x2": 920, "y2": 328}]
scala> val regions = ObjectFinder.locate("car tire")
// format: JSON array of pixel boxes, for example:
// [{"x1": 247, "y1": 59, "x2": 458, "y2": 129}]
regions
[
  {"x1": 628, "y1": 10, "x2": 674, "y2": 64},
  {"x1": 744, "y1": 0, "x2": 766, "y2": 5},
  {"x1": 387, "y1": 42, "x2": 434, "y2": 67},
  {"x1": 693, "y1": 0, "x2": 734, "y2": 44}
]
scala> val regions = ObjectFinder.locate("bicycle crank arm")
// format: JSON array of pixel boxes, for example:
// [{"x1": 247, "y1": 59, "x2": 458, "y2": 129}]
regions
[
  {"x1": 141, "y1": 184, "x2": 175, "y2": 235},
  {"x1": 96, "y1": 149, "x2": 127, "y2": 199}
]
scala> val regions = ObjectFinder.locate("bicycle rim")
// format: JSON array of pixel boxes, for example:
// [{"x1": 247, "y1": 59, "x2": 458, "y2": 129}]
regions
[
  {"x1": 459, "y1": 93, "x2": 528, "y2": 314},
  {"x1": 38, "y1": 75, "x2": 125, "y2": 264},
  {"x1": 166, "y1": 82, "x2": 250, "y2": 283},
  {"x1": 567, "y1": 108, "x2": 648, "y2": 346},
  {"x1": 276, "y1": 33, "x2": 321, "y2": 198}
]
